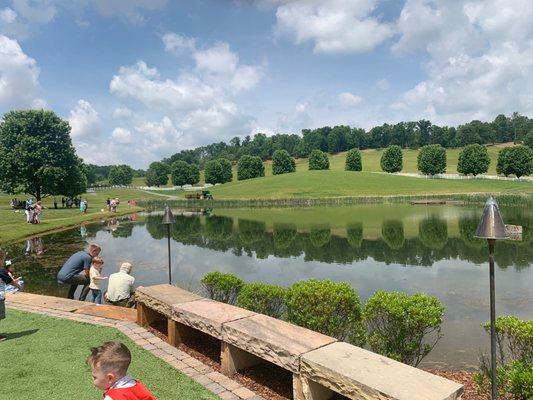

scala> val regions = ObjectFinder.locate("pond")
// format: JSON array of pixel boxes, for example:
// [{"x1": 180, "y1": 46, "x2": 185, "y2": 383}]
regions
[{"x1": 3, "y1": 203, "x2": 532, "y2": 370}]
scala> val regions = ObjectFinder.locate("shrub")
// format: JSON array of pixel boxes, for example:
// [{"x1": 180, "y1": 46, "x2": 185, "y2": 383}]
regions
[
  {"x1": 236, "y1": 282, "x2": 286, "y2": 318},
  {"x1": 272, "y1": 149, "x2": 296, "y2": 175},
  {"x1": 237, "y1": 155, "x2": 265, "y2": 180},
  {"x1": 201, "y1": 271, "x2": 244, "y2": 304},
  {"x1": 380, "y1": 145, "x2": 403, "y2": 173},
  {"x1": 525, "y1": 132, "x2": 533, "y2": 149},
  {"x1": 496, "y1": 145, "x2": 533, "y2": 178},
  {"x1": 457, "y1": 144, "x2": 490, "y2": 176},
  {"x1": 474, "y1": 316, "x2": 533, "y2": 399},
  {"x1": 417, "y1": 144, "x2": 446, "y2": 175},
  {"x1": 205, "y1": 158, "x2": 232, "y2": 184},
  {"x1": 363, "y1": 291, "x2": 445, "y2": 366},
  {"x1": 285, "y1": 279, "x2": 363, "y2": 342},
  {"x1": 171, "y1": 160, "x2": 199, "y2": 186},
  {"x1": 308, "y1": 149, "x2": 329, "y2": 170},
  {"x1": 345, "y1": 148, "x2": 362, "y2": 171}
]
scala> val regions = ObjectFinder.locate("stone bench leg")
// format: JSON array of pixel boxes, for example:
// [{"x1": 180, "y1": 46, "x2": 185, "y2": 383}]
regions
[
  {"x1": 168, "y1": 319, "x2": 196, "y2": 347},
  {"x1": 293, "y1": 374, "x2": 334, "y2": 400},
  {"x1": 221, "y1": 342, "x2": 263, "y2": 376},
  {"x1": 137, "y1": 303, "x2": 160, "y2": 327}
]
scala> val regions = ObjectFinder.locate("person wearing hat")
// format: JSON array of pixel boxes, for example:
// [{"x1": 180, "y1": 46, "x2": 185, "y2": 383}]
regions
[
  {"x1": 0, "y1": 250, "x2": 22, "y2": 341},
  {"x1": 105, "y1": 262, "x2": 137, "y2": 307}
]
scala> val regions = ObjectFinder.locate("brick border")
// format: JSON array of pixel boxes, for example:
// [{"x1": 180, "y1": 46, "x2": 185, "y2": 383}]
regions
[{"x1": 6, "y1": 300, "x2": 263, "y2": 400}]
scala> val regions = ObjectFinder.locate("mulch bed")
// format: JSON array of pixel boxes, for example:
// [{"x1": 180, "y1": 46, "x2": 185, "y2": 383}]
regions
[{"x1": 146, "y1": 325, "x2": 489, "y2": 400}]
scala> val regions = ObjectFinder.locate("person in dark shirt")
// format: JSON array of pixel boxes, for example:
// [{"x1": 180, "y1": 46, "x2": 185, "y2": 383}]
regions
[
  {"x1": 1, "y1": 250, "x2": 21, "y2": 341},
  {"x1": 57, "y1": 244, "x2": 101, "y2": 300}
]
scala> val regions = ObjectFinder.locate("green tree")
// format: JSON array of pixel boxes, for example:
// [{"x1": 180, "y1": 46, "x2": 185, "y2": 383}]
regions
[
  {"x1": 237, "y1": 155, "x2": 265, "y2": 180},
  {"x1": 145, "y1": 161, "x2": 169, "y2": 187},
  {"x1": 171, "y1": 160, "x2": 199, "y2": 186},
  {"x1": 526, "y1": 131, "x2": 533, "y2": 149},
  {"x1": 380, "y1": 145, "x2": 403, "y2": 173},
  {"x1": 308, "y1": 149, "x2": 329, "y2": 170},
  {"x1": 219, "y1": 158, "x2": 233, "y2": 183},
  {"x1": 457, "y1": 144, "x2": 490, "y2": 176},
  {"x1": 108, "y1": 165, "x2": 134, "y2": 185},
  {"x1": 496, "y1": 145, "x2": 533, "y2": 178},
  {"x1": 417, "y1": 144, "x2": 446, "y2": 175},
  {"x1": 0, "y1": 110, "x2": 87, "y2": 200},
  {"x1": 345, "y1": 148, "x2": 362, "y2": 171},
  {"x1": 272, "y1": 149, "x2": 296, "y2": 175},
  {"x1": 205, "y1": 158, "x2": 232, "y2": 185}
]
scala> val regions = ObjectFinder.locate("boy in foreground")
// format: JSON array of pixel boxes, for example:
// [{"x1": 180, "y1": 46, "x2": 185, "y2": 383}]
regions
[{"x1": 87, "y1": 341, "x2": 156, "y2": 400}]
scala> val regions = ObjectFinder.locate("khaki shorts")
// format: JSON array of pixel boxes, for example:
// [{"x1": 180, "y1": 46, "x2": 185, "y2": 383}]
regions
[{"x1": 0, "y1": 300, "x2": 5, "y2": 320}]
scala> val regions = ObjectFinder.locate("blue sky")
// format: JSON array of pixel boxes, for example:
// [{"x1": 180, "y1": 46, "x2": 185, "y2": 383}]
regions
[{"x1": 0, "y1": 0, "x2": 532, "y2": 168}]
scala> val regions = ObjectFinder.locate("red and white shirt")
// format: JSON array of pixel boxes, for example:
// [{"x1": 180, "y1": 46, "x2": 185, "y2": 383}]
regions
[{"x1": 104, "y1": 375, "x2": 156, "y2": 400}]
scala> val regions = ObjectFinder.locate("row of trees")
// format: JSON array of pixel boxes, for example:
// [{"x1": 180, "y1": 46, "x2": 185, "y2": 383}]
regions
[{"x1": 163, "y1": 113, "x2": 533, "y2": 168}]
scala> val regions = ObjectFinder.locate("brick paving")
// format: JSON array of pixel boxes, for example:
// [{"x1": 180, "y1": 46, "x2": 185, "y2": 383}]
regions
[{"x1": 5, "y1": 293, "x2": 265, "y2": 400}]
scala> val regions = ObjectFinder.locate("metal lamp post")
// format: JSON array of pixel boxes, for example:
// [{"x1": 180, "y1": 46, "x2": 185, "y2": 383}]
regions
[
  {"x1": 162, "y1": 206, "x2": 175, "y2": 285},
  {"x1": 474, "y1": 197, "x2": 509, "y2": 400}
]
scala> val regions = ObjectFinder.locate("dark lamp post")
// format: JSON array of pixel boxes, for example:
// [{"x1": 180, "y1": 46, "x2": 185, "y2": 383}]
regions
[
  {"x1": 162, "y1": 206, "x2": 175, "y2": 285},
  {"x1": 474, "y1": 197, "x2": 509, "y2": 400}
]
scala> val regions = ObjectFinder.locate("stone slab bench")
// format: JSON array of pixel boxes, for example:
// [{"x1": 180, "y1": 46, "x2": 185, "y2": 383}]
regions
[
  {"x1": 136, "y1": 284, "x2": 201, "y2": 319},
  {"x1": 222, "y1": 314, "x2": 336, "y2": 374},
  {"x1": 299, "y1": 342, "x2": 464, "y2": 400}
]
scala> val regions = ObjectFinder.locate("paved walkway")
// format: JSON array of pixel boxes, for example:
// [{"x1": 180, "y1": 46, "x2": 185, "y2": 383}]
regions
[{"x1": 5, "y1": 292, "x2": 264, "y2": 400}]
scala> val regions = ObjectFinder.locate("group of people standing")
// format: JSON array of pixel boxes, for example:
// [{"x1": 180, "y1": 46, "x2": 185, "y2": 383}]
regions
[
  {"x1": 10, "y1": 198, "x2": 42, "y2": 223},
  {"x1": 106, "y1": 198, "x2": 120, "y2": 213},
  {"x1": 57, "y1": 244, "x2": 137, "y2": 307}
]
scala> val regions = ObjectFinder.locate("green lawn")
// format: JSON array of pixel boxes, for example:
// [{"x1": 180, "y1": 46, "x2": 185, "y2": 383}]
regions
[
  {"x1": 204, "y1": 170, "x2": 533, "y2": 200},
  {"x1": 0, "y1": 309, "x2": 218, "y2": 400},
  {"x1": 0, "y1": 188, "x2": 163, "y2": 244}
]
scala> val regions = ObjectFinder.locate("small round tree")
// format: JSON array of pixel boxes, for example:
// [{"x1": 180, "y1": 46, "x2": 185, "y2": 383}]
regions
[
  {"x1": 457, "y1": 144, "x2": 490, "y2": 176},
  {"x1": 308, "y1": 149, "x2": 329, "y2": 170},
  {"x1": 171, "y1": 160, "x2": 198, "y2": 186},
  {"x1": 345, "y1": 148, "x2": 362, "y2": 171},
  {"x1": 109, "y1": 165, "x2": 134, "y2": 185},
  {"x1": 497, "y1": 145, "x2": 533, "y2": 178},
  {"x1": 272, "y1": 149, "x2": 296, "y2": 175},
  {"x1": 380, "y1": 145, "x2": 403, "y2": 173},
  {"x1": 417, "y1": 144, "x2": 446, "y2": 175},
  {"x1": 145, "y1": 161, "x2": 169, "y2": 187},
  {"x1": 525, "y1": 131, "x2": 533, "y2": 149},
  {"x1": 237, "y1": 155, "x2": 265, "y2": 180},
  {"x1": 219, "y1": 158, "x2": 233, "y2": 183},
  {"x1": 205, "y1": 158, "x2": 233, "y2": 184}
]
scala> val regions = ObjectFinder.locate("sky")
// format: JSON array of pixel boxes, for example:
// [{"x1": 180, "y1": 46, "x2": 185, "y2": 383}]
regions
[{"x1": 0, "y1": 0, "x2": 532, "y2": 168}]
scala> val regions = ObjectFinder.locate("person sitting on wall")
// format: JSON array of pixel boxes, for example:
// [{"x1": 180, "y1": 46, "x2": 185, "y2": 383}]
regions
[
  {"x1": 105, "y1": 262, "x2": 137, "y2": 308},
  {"x1": 57, "y1": 244, "x2": 102, "y2": 300}
]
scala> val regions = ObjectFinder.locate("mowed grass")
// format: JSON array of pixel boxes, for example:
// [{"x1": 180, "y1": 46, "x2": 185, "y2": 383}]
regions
[
  {"x1": 0, "y1": 188, "x2": 162, "y2": 244},
  {"x1": 0, "y1": 310, "x2": 218, "y2": 400},
  {"x1": 206, "y1": 170, "x2": 533, "y2": 200}
]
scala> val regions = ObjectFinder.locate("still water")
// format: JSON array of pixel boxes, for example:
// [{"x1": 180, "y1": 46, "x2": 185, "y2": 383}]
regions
[{"x1": 3, "y1": 204, "x2": 532, "y2": 369}]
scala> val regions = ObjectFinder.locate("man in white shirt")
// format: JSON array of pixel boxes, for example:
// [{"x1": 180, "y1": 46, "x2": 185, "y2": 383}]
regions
[{"x1": 105, "y1": 262, "x2": 136, "y2": 307}]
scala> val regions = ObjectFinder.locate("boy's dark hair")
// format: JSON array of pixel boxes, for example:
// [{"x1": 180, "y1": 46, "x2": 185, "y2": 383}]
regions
[{"x1": 87, "y1": 341, "x2": 131, "y2": 376}]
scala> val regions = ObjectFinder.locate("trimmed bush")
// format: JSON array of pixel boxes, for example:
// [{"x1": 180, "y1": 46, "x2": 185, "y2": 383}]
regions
[
  {"x1": 285, "y1": 279, "x2": 362, "y2": 342},
  {"x1": 345, "y1": 148, "x2": 362, "y2": 171},
  {"x1": 380, "y1": 145, "x2": 403, "y2": 173},
  {"x1": 201, "y1": 271, "x2": 244, "y2": 304},
  {"x1": 272, "y1": 149, "x2": 296, "y2": 175},
  {"x1": 457, "y1": 144, "x2": 490, "y2": 176},
  {"x1": 363, "y1": 291, "x2": 445, "y2": 366},
  {"x1": 205, "y1": 158, "x2": 232, "y2": 185},
  {"x1": 308, "y1": 149, "x2": 329, "y2": 170},
  {"x1": 171, "y1": 160, "x2": 199, "y2": 186},
  {"x1": 236, "y1": 282, "x2": 286, "y2": 318},
  {"x1": 496, "y1": 145, "x2": 533, "y2": 178},
  {"x1": 417, "y1": 144, "x2": 446, "y2": 175},
  {"x1": 474, "y1": 316, "x2": 533, "y2": 399},
  {"x1": 237, "y1": 155, "x2": 265, "y2": 180}
]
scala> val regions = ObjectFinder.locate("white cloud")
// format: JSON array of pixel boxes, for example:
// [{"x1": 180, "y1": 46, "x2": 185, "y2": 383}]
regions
[
  {"x1": 90, "y1": 0, "x2": 167, "y2": 24},
  {"x1": 162, "y1": 33, "x2": 196, "y2": 55},
  {"x1": 0, "y1": 8, "x2": 17, "y2": 23},
  {"x1": 338, "y1": 92, "x2": 363, "y2": 108},
  {"x1": 277, "y1": 102, "x2": 312, "y2": 131},
  {"x1": 193, "y1": 42, "x2": 239, "y2": 74},
  {"x1": 68, "y1": 99, "x2": 100, "y2": 140},
  {"x1": 111, "y1": 127, "x2": 132, "y2": 144},
  {"x1": 0, "y1": 34, "x2": 45, "y2": 109},
  {"x1": 376, "y1": 79, "x2": 389, "y2": 91},
  {"x1": 392, "y1": 0, "x2": 533, "y2": 124},
  {"x1": 274, "y1": 0, "x2": 394, "y2": 54},
  {"x1": 11, "y1": 0, "x2": 56, "y2": 24},
  {"x1": 112, "y1": 107, "x2": 133, "y2": 119}
]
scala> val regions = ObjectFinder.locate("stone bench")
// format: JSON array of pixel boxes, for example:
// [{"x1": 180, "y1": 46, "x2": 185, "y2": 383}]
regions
[{"x1": 299, "y1": 342, "x2": 464, "y2": 400}]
